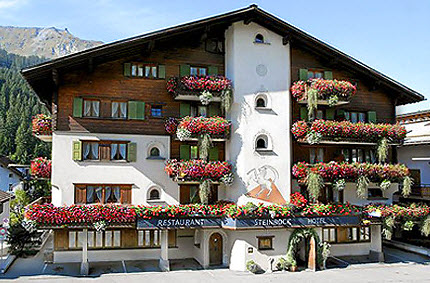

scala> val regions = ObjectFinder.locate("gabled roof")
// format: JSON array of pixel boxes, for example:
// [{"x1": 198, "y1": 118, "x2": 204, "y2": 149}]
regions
[
  {"x1": 0, "y1": 156, "x2": 24, "y2": 179},
  {"x1": 21, "y1": 5, "x2": 424, "y2": 107}
]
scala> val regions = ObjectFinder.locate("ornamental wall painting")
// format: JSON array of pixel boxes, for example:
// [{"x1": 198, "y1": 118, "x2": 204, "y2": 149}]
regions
[{"x1": 245, "y1": 165, "x2": 286, "y2": 205}]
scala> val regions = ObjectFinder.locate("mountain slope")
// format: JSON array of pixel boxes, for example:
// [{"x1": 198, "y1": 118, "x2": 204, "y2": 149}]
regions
[{"x1": 0, "y1": 26, "x2": 103, "y2": 59}]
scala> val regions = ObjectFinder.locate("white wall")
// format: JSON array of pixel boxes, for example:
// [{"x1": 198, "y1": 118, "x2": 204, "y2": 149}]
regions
[
  {"x1": 343, "y1": 182, "x2": 398, "y2": 206},
  {"x1": 0, "y1": 165, "x2": 21, "y2": 192},
  {"x1": 398, "y1": 145, "x2": 430, "y2": 185},
  {"x1": 51, "y1": 132, "x2": 178, "y2": 206},
  {"x1": 224, "y1": 21, "x2": 292, "y2": 203},
  {"x1": 0, "y1": 200, "x2": 10, "y2": 227}
]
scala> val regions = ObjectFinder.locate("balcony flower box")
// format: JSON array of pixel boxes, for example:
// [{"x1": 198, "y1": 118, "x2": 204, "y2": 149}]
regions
[
  {"x1": 32, "y1": 114, "x2": 52, "y2": 141},
  {"x1": 292, "y1": 161, "x2": 410, "y2": 185},
  {"x1": 31, "y1": 157, "x2": 51, "y2": 179},
  {"x1": 170, "y1": 116, "x2": 231, "y2": 140},
  {"x1": 292, "y1": 120, "x2": 406, "y2": 144},
  {"x1": 166, "y1": 75, "x2": 232, "y2": 99},
  {"x1": 164, "y1": 159, "x2": 233, "y2": 183},
  {"x1": 291, "y1": 78, "x2": 356, "y2": 104}
]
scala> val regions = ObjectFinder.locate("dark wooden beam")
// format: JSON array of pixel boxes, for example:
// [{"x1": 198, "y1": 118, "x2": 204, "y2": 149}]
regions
[
  {"x1": 87, "y1": 57, "x2": 93, "y2": 73},
  {"x1": 244, "y1": 17, "x2": 254, "y2": 25},
  {"x1": 52, "y1": 68, "x2": 59, "y2": 86}
]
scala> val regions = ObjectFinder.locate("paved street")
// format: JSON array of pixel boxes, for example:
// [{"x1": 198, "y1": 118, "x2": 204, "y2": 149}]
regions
[{"x1": 1, "y1": 243, "x2": 429, "y2": 283}]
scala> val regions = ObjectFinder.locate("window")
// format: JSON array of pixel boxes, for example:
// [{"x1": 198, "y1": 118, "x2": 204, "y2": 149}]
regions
[
  {"x1": 322, "y1": 226, "x2": 371, "y2": 243},
  {"x1": 307, "y1": 70, "x2": 324, "y2": 79},
  {"x1": 254, "y1": 34, "x2": 265, "y2": 43},
  {"x1": 137, "y1": 230, "x2": 176, "y2": 248},
  {"x1": 257, "y1": 236, "x2": 273, "y2": 250},
  {"x1": 149, "y1": 188, "x2": 160, "y2": 200},
  {"x1": 256, "y1": 138, "x2": 267, "y2": 149},
  {"x1": 342, "y1": 148, "x2": 377, "y2": 164},
  {"x1": 190, "y1": 105, "x2": 208, "y2": 117},
  {"x1": 127, "y1": 63, "x2": 160, "y2": 78},
  {"x1": 310, "y1": 148, "x2": 324, "y2": 164},
  {"x1": 69, "y1": 230, "x2": 121, "y2": 249},
  {"x1": 111, "y1": 143, "x2": 127, "y2": 161},
  {"x1": 179, "y1": 184, "x2": 218, "y2": 204},
  {"x1": 256, "y1": 98, "x2": 266, "y2": 108},
  {"x1": 82, "y1": 141, "x2": 128, "y2": 161},
  {"x1": 112, "y1": 102, "x2": 127, "y2": 119},
  {"x1": 149, "y1": 147, "x2": 160, "y2": 158},
  {"x1": 83, "y1": 100, "x2": 100, "y2": 117},
  {"x1": 75, "y1": 184, "x2": 131, "y2": 204},
  {"x1": 83, "y1": 142, "x2": 99, "y2": 160},
  {"x1": 190, "y1": 146, "x2": 198, "y2": 160},
  {"x1": 345, "y1": 111, "x2": 366, "y2": 123},
  {"x1": 8, "y1": 173, "x2": 12, "y2": 178},
  {"x1": 368, "y1": 188, "x2": 384, "y2": 198},
  {"x1": 151, "y1": 105, "x2": 163, "y2": 117},
  {"x1": 190, "y1": 66, "x2": 207, "y2": 76}
]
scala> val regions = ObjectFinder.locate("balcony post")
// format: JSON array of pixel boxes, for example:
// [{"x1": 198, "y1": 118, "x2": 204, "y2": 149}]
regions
[
  {"x1": 80, "y1": 228, "x2": 89, "y2": 275},
  {"x1": 159, "y1": 229, "x2": 170, "y2": 271}
]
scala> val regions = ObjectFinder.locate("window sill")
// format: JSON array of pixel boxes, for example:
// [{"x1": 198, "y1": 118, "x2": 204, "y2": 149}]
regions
[
  {"x1": 79, "y1": 160, "x2": 128, "y2": 164},
  {"x1": 258, "y1": 248, "x2": 274, "y2": 251},
  {"x1": 150, "y1": 116, "x2": 164, "y2": 119},
  {"x1": 367, "y1": 197, "x2": 388, "y2": 201},
  {"x1": 255, "y1": 107, "x2": 272, "y2": 111},
  {"x1": 253, "y1": 41, "x2": 271, "y2": 45},
  {"x1": 147, "y1": 199, "x2": 163, "y2": 203},
  {"x1": 146, "y1": 156, "x2": 165, "y2": 160}
]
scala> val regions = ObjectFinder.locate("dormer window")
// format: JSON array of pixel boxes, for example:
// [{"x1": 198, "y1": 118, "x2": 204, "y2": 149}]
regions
[{"x1": 255, "y1": 34, "x2": 265, "y2": 44}]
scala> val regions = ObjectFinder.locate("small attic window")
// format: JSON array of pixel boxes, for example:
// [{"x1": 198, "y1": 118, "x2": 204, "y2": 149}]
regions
[
  {"x1": 254, "y1": 34, "x2": 265, "y2": 44},
  {"x1": 256, "y1": 137, "x2": 267, "y2": 149},
  {"x1": 256, "y1": 98, "x2": 266, "y2": 108}
]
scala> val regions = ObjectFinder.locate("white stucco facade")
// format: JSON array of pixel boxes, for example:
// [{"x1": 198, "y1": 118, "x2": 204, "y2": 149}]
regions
[{"x1": 225, "y1": 21, "x2": 292, "y2": 203}]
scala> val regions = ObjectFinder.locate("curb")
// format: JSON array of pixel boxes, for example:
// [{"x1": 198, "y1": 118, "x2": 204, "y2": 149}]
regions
[{"x1": 383, "y1": 240, "x2": 430, "y2": 257}]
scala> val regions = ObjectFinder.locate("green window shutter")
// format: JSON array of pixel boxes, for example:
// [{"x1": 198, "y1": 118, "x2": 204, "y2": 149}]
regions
[
  {"x1": 128, "y1": 101, "x2": 137, "y2": 119},
  {"x1": 124, "y1": 63, "x2": 131, "y2": 76},
  {"x1": 326, "y1": 109, "x2": 335, "y2": 120},
  {"x1": 300, "y1": 106, "x2": 308, "y2": 121},
  {"x1": 299, "y1": 69, "x2": 308, "y2": 80},
  {"x1": 158, "y1": 65, "x2": 166, "y2": 79},
  {"x1": 336, "y1": 109, "x2": 345, "y2": 119},
  {"x1": 127, "y1": 142, "x2": 137, "y2": 162},
  {"x1": 367, "y1": 111, "x2": 377, "y2": 123},
  {"x1": 73, "y1": 97, "x2": 83, "y2": 118},
  {"x1": 180, "y1": 145, "x2": 191, "y2": 160},
  {"x1": 208, "y1": 104, "x2": 220, "y2": 117},
  {"x1": 209, "y1": 146, "x2": 219, "y2": 161},
  {"x1": 180, "y1": 103, "x2": 191, "y2": 118},
  {"x1": 72, "y1": 141, "x2": 82, "y2": 161},
  {"x1": 208, "y1": 66, "x2": 219, "y2": 76},
  {"x1": 136, "y1": 101, "x2": 145, "y2": 120},
  {"x1": 324, "y1": 71, "x2": 333, "y2": 80},
  {"x1": 180, "y1": 64, "x2": 191, "y2": 77}
]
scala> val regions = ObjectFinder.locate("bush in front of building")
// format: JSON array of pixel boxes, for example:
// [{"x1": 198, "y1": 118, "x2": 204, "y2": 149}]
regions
[{"x1": 246, "y1": 260, "x2": 262, "y2": 274}]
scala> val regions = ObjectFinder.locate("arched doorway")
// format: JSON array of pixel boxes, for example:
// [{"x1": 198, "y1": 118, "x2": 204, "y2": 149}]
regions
[{"x1": 209, "y1": 233, "x2": 223, "y2": 266}]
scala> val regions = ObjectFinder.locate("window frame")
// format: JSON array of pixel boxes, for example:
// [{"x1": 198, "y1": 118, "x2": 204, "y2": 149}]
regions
[
  {"x1": 150, "y1": 104, "x2": 163, "y2": 118},
  {"x1": 74, "y1": 184, "x2": 132, "y2": 204},
  {"x1": 111, "y1": 101, "x2": 128, "y2": 119},
  {"x1": 257, "y1": 236, "x2": 274, "y2": 250},
  {"x1": 322, "y1": 226, "x2": 371, "y2": 244},
  {"x1": 81, "y1": 140, "x2": 129, "y2": 162},
  {"x1": 190, "y1": 66, "x2": 207, "y2": 76},
  {"x1": 127, "y1": 62, "x2": 161, "y2": 79},
  {"x1": 83, "y1": 99, "x2": 101, "y2": 118}
]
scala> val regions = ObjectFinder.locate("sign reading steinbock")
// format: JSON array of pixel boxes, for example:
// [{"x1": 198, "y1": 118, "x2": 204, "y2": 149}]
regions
[{"x1": 137, "y1": 215, "x2": 361, "y2": 229}]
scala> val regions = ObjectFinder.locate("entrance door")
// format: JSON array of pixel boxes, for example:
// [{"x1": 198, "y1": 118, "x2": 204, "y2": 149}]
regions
[{"x1": 209, "y1": 233, "x2": 223, "y2": 266}]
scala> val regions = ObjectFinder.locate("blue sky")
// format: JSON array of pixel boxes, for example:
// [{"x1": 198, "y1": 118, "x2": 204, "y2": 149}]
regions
[{"x1": 0, "y1": 0, "x2": 429, "y2": 114}]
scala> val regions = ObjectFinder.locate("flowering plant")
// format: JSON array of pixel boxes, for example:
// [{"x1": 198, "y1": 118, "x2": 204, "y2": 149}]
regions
[
  {"x1": 290, "y1": 192, "x2": 307, "y2": 209},
  {"x1": 301, "y1": 203, "x2": 361, "y2": 217},
  {"x1": 291, "y1": 79, "x2": 356, "y2": 102},
  {"x1": 164, "y1": 118, "x2": 179, "y2": 135},
  {"x1": 291, "y1": 120, "x2": 406, "y2": 143},
  {"x1": 292, "y1": 161, "x2": 410, "y2": 184},
  {"x1": 165, "y1": 159, "x2": 233, "y2": 183},
  {"x1": 31, "y1": 157, "x2": 51, "y2": 179},
  {"x1": 32, "y1": 114, "x2": 52, "y2": 136},
  {"x1": 175, "y1": 116, "x2": 231, "y2": 139},
  {"x1": 166, "y1": 75, "x2": 232, "y2": 97}
]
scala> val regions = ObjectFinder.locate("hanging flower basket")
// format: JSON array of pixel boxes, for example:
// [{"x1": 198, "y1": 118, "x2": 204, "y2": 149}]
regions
[
  {"x1": 292, "y1": 120, "x2": 406, "y2": 144},
  {"x1": 32, "y1": 114, "x2": 52, "y2": 136},
  {"x1": 31, "y1": 157, "x2": 51, "y2": 179},
  {"x1": 166, "y1": 75, "x2": 232, "y2": 98},
  {"x1": 291, "y1": 79, "x2": 356, "y2": 102},
  {"x1": 172, "y1": 116, "x2": 231, "y2": 139},
  {"x1": 165, "y1": 159, "x2": 233, "y2": 183}
]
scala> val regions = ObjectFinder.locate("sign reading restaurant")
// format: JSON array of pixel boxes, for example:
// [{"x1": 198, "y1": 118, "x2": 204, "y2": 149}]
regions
[{"x1": 137, "y1": 215, "x2": 361, "y2": 229}]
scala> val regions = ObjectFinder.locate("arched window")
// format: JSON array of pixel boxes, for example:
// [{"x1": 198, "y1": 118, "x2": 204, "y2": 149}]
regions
[
  {"x1": 256, "y1": 138, "x2": 267, "y2": 149},
  {"x1": 256, "y1": 98, "x2": 266, "y2": 108},
  {"x1": 150, "y1": 147, "x2": 160, "y2": 157},
  {"x1": 255, "y1": 33, "x2": 265, "y2": 43},
  {"x1": 149, "y1": 188, "x2": 160, "y2": 200}
]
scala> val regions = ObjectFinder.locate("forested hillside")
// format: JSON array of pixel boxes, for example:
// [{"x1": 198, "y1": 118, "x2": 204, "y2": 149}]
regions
[{"x1": 0, "y1": 49, "x2": 51, "y2": 164}]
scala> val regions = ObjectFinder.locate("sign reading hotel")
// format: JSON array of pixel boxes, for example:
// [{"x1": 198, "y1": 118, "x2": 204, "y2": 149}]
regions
[{"x1": 137, "y1": 215, "x2": 361, "y2": 229}]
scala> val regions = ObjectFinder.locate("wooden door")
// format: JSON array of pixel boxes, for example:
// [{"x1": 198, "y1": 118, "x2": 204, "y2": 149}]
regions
[{"x1": 209, "y1": 233, "x2": 223, "y2": 266}]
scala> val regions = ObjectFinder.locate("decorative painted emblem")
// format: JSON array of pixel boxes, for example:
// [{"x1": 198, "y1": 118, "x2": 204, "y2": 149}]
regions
[{"x1": 245, "y1": 165, "x2": 286, "y2": 205}]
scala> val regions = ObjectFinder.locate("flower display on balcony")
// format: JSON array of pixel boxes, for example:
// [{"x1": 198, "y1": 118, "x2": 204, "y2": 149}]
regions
[
  {"x1": 166, "y1": 75, "x2": 232, "y2": 97},
  {"x1": 292, "y1": 120, "x2": 407, "y2": 144},
  {"x1": 290, "y1": 192, "x2": 307, "y2": 209},
  {"x1": 30, "y1": 157, "x2": 51, "y2": 179},
  {"x1": 173, "y1": 116, "x2": 231, "y2": 140},
  {"x1": 291, "y1": 79, "x2": 357, "y2": 102},
  {"x1": 32, "y1": 114, "x2": 52, "y2": 136},
  {"x1": 164, "y1": 159, "x2": 233, "y2": 184},
  {"x1": 164, "y1": 117, "x2": 179, "y2": 135},
  {"x1": 135, "y1": 204, "x2": 229, "y2": 219}
]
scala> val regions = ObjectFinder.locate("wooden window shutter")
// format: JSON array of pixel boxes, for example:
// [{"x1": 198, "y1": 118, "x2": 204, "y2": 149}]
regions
[
  {"x1": 128, "y1": 101, "x2": 145, "y2": 120},
  {"x1": 208, "y1": 104, "x2": 220, "y2": 117},
  {"x1": 300, "y1": 106, "x2": 308, "y2": 121},
  {"x1": 136, "y1": 101, "x2": 145, "y2": 120},
  {"x1": 121, "y1": 187, "x2": 132, "y2": 204},
  {"x1": 336, "y1": 109, "x2": 345, "y2": 119},
  {"x1": 367, "y1": 111, "x2": 377, "y2": 123},
  {"x1": 127, "y1": 142, "x2": 137, "y2": 162},
  {"x1": 99, "y1": 144, "x2": 110, "y2": 161},
  {"x1": 75, "y1": 186, "x2": 86, "y2": 204},
  {"x1": 324, "y1": 71, "x2": 333, "y2": 80},
  {"x1": 299, "y1": 69, "x2": 308, "y2": 80},
  {"x1": 158, "y1": 65, "x2": 166, "y2": 79},
  {"x1": 180, "y1": 64, "x2": 191, "y2": 77},
  {"x1": 208, "y1": 66, "x2": 218, "y2": 76},
  {"x1": 128, "y1": 101, "x2": 137, "y2": 119},
  {"x1": 180, "y1": 103, "x2": 191, "y2": 117},
  {"x1": 180, "y1": 145, "x2": 191, "y2": 160},
  {"x1": 209, "y1": 146, "x2": 219, "y2": 161},
  {"x1": 72, "y1": 141, "x2": 82, "y2": 161},
  {"x1": 124, "y1": 63, "x2": 131, "y2": 76},
  {"x1": 326, "y1": 109, "x2": 335, "y2": 120},
  {"x1": 73, "y1": 98, "x2": 83, "y2": 118}
]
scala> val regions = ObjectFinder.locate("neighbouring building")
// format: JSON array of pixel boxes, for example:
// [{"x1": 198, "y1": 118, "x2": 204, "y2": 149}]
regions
[
  {"x1": 0, "y1": 156, "x2": 25, "y2": 192},
  {"x1": 22, "y1": 5, "x2": 423, "y2": 274},
  {"x1": 397, "y1": 110, "x2": 430, "y2": 202}
]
